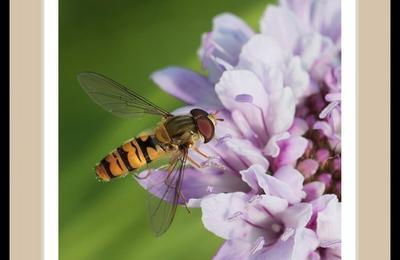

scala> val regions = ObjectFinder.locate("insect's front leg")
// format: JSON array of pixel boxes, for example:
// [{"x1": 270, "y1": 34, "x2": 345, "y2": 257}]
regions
[
  {"x1": 192, "y1": 146, "x2": 210, "y2": 159},
  {"x1": 187, "y1": 156, "x2": 204, "y2": 169}
]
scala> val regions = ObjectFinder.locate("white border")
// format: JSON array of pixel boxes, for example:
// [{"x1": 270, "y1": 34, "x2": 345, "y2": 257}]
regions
[
  {"x1": 342, "y1": 0, "x2": 357, "y2": 259},
  {"x1": 43, "y1": 0, "x2": 356, "y2": 259},
  {"x1": 43, "y1": 0, "x2": 58, "y2": 259}
]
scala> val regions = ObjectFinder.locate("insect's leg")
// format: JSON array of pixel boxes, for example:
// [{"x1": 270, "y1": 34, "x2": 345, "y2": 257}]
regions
[
  {"x1": 187, "y1": 155, "x2": 206, "y2": 169},
  {"x1": 190, "y1": 153, "x2": 227, "y2": 171},
  {"x1": 193, "y1": 146, "x2": 210, "y2": 159},
  {"x1": 179, "y1": 190, "x2": 191, "y2": 214},
  {"x1": 133, "y1": 170, "x2": 152, "y2": 180}
]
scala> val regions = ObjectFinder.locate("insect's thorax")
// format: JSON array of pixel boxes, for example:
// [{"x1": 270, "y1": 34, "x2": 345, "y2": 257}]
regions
[{"x1": 154, "y1": 115, "x2": 201, "y2": 148}]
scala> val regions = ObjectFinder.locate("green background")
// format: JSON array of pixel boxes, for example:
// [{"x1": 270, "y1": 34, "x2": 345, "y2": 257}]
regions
[{"x1": 60, "y1": 0, "x2": 272, "y2": 259}]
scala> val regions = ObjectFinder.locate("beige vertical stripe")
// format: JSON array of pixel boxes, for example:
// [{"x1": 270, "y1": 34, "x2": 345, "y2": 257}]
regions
[
  {"x1": 10, "y1": 0, "x2": 42, "y2": 259},
  {"x1": 358, "y1": 0, "x2": 390, "y2": 259}
]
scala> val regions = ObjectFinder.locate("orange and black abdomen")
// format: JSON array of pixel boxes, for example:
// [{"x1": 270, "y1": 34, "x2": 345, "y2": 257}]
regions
[{"x1": 95, "y1": 135, "x2": 165, "y2": 182}]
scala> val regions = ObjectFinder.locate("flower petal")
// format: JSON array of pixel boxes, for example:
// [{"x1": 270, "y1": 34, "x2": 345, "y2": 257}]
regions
[
  {"x1": 263, "y1": 67, "x2": 284, "y2": 94},
  {"x1": 272, "y1": 135, "x2": 308, "y2": 168},
  {"x1": 223, "y1": 139, "x2": 270, "y2": 170},
  {"x1": 280, "y1": 0, "x2": 313, "y2": 29},
  {"x1": 251, "y1": 228, "x2": 318, "y2": 260},
  {"x1": 260, "y1": 6, "x2": 303, "y2": 51},
  {"x1": 136, "y1": 167, "x2": 246, "y2": 205},
  {"x1": 210, "y1": 13, "x2": 254, "y2": 64},
  {"x1": 244, "y1": 164, "x2": 304, "y2": 204},
  {"x1": 200, "y1": 192, "x2": 264, "y2": 241},
  {"x1": 213, "y1": 240, "x2": 254, "y2": 260},
  {"x1": 264, "y1": 131, "x2": 290, "y2": 158},
  {"x1": 312, "y1": 195, "x2": 341, "y2": 243},
  {"x1": 201, "y1": 192, "x2": 290, "y2": 243},
  {"x1": 303, "y1": 181, "x2": 326, "y2": 202},
  {"x1": 199, "y1": 13, "x2": 254, "y2": 82},
  {"x1": 239, "y1": 165, "x2": 263, "y2": 193},
  {"x1": 151, "y1": 67, "x2": 220, "y2": 106},
  {"x1": 310, "y1": 0, "x2": 341, "y2": 42},
  {"x1": 280, "y1": 203, "x2": 312, "y2": 229},
  {"x1": 313, "y1": 121, "x2": 333, "y2": 137},
  {"x1": 288, "y1": 118, "x2": 309, "y2": 136},
  {"x1": 274, "y1": 165, "x2": 305, "y2": 193},
  {"x1": 298, "y1": 33, "x2": 335, "y2": 72},
  {"x1": 230, "y1": 110, "x2": 260, "y2": 143},
  {"x1": 285, "y1": 56, "x2": 311, "y2": 99},
  {"x1": 266, "y1": 87, "x2": 296, "y2": 135},
  {"x1": 297, "y1": 158, "x2": 319, "y2": 178},
  {"x1": 215, "y1": 70, "x2": 269, "y2": 141},
  {"x1": 323, "y1": 243, "x2": 342, "y2": 260},
  {"x1": 256, "y1": 194, "x2": 289, "y2": 216},
  {"x1": 238, "y1": 35, "x2": 287, "y2": 85}
]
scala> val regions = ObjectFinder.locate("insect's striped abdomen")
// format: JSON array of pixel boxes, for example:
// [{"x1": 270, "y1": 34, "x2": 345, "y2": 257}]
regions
[{"x1": 95, "y1": 135, "x2": 165, "y2": 182}]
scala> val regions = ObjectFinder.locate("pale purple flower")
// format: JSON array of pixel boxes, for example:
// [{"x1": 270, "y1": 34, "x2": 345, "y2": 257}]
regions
[
  {"x1": 197, "y1": 180, "x2": 341, "y2": 259},
  {"x1": 261, "y1": 0, "x2": 341, "y2": 82},
  {"x1": 203, "y1": 193, "x2": 319, "y2": 260},
  {"x1": 198, "y1": 13, "x2": 255, "y2": 83},
  {"x1": 134, "y1": 0, "x2": 341, "y2": 258}
]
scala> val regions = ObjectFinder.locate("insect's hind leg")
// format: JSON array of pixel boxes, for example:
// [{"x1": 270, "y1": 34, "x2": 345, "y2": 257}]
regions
[
  {"x1": 133, "y1": 170, "x2": 152, "y2": 179},
  {"x1": 178, "y1": 190, "x2": 191, "y2": 214},
  {"x1": 132, "y1": 164, "x2": 155, "y2": 180}
]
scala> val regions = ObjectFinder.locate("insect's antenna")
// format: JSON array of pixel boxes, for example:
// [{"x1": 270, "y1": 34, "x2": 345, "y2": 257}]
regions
[{"x1": 210, "y1": 110, "x2": 224, "y2": 122}]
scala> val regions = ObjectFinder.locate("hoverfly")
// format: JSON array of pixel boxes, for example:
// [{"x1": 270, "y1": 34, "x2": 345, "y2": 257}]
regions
[{"x1": 77, "y1": 72, "x2": 223, "y2": 236}]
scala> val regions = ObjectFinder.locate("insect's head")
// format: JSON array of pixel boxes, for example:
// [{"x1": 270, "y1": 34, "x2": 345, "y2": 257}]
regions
[{"x1": 190, "y1": 109, "x2": 224, "y2": 143}]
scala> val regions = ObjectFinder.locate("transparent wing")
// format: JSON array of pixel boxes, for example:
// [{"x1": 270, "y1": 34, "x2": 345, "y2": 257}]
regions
[
  {"x1": 77, "y1": 72, "x2": 172, "y2": 118},
  {"x1": 146, "y1": 149, "x2": 188, "y2": 236}
]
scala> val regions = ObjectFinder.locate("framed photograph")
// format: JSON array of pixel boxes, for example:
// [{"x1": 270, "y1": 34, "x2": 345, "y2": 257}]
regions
[{"x1": 10, "y1": 0, "x2": 390, "y2": 259}]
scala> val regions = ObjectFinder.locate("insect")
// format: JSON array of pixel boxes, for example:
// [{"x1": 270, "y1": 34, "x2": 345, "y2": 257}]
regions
[{"x1": 77, "y1": 71, "x2": 223, "y2": 236}]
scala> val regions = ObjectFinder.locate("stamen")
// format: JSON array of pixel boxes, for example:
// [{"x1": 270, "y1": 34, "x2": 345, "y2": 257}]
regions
[
  {"x1": 250, "y1": 237, "x2": 265, "y2": 254},
  {"x1": 212, "y1": 56, "x2": 234, "y2": 70},
  {"x1": 280, "y1": 228, "x2": 295, "y2": 241},
  {"x1": 248, "y1": 195, "x2": 262, "y2": 203},
  {"x1": 200, "y1": 156, "x2": 227, "y2": 170},
  {"x1": 319, "y1": 100, "x2": 340, "y2": 119},
  {"x1": 320, "y1": 240, "x2": 341, "y2": 248},
  {"x1": 210, "y1": 40, "x2": 235, "y2": 60},
  {"x1": 215, "y1": 134, "x2": 232, "y2": 146},
  {"x1": 226, "y1": 211, "x2": 243, "y2": 221},
  {"x1": 235, "y1": 94, "x2": 254, "y2": 103}
]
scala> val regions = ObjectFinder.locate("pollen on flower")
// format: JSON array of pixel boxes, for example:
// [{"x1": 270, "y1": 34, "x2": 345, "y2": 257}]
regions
[{"x1": 271, "y1": 223, "x2": 282, "y2": 233}]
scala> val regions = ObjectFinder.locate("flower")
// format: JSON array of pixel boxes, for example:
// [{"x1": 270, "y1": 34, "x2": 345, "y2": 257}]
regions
[
  {"x1": 203, "y1": 193, "x2": 319, "y2": 260},
  {"x1": 135, "y1": 0, "x2": 341, "y2": 258},
  {"x1": 197, "y1": 172, "x2": 341, "y2": 259}
]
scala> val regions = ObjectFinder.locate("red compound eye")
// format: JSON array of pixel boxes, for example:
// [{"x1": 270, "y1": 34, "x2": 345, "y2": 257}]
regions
[
  {"x1": 196, "y1": 117, "x2": 215, "y2": 143},
  {"x1": 190, "y1": 108, "x2": 209, "y2": 119}
]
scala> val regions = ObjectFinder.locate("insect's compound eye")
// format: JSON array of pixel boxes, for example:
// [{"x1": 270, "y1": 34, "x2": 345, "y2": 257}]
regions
[
  {"x1": 190, "y1": 108, "x2": 209, "y2": 119},
  {"x1": 196, "y1": 117, "x2": 215, "y2": 143}
]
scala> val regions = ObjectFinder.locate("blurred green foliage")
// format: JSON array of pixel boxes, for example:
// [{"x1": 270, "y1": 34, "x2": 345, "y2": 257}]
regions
[{"x1": 60, "y1": 0, "x2": 272, "y2": 259}]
